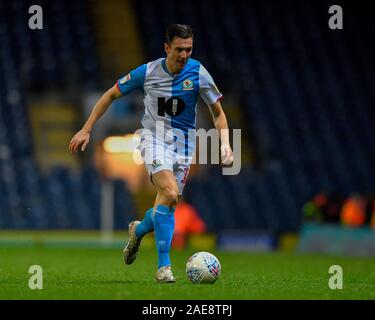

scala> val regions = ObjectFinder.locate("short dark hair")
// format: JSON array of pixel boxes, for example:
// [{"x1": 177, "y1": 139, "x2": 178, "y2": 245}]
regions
[{"x1": 165, "y1": 24, "x2": 193, "y2": 45}]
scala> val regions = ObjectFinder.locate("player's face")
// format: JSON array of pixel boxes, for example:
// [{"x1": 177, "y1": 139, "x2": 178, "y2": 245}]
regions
[{"x1": 165, "y1": 37, "x2": 193, "y2": 73}]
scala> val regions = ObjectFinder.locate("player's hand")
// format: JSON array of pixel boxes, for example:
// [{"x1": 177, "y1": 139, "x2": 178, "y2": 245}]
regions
[
  {"x1": 69, "y1": 129, "x2": 90, "y2": 154},
  {"x1": 220, "y1": 143, "x2": 233, "y2": 166}
]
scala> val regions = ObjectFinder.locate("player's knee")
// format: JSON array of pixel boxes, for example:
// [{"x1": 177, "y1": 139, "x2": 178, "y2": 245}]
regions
[{"x1": 159, "y1": 187, "x2": 178, "y2": 207}]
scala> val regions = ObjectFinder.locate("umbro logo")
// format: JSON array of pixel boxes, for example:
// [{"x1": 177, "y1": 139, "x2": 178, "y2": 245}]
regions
[{"x1": 151, "y1": 83, "x2": 161, "y2": 88}]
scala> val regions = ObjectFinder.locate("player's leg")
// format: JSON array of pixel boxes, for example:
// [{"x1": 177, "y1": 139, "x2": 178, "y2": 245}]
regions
[
  {"x1": 123, "y1": 137, "x2": 174, "y2": 266},
  {"x1": 134, "y1": 185, "x2": 173, "y2": 237},
  {"x1": 123, "y1": 132, "x2": 157, "y2": 265},
  {"x1": 170, "y1": 163, "x2": 191, "y2": 249},
  {"x1": 151, "y1": 169, "x2": 179, "y2": 283},
  {"x1": 134, "y1": 207, "x2": 154, "y2": 238}
]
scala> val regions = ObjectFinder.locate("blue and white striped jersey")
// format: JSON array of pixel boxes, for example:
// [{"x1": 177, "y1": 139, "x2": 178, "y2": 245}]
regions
[{"x1": 116, "y1": 58, "x2": 222, "y2": 134}]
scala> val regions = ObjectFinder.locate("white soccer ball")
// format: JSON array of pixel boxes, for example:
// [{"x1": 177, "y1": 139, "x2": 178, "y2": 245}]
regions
[{"x1": 186, "y1": 251, "x2": 221, "y2": 284}]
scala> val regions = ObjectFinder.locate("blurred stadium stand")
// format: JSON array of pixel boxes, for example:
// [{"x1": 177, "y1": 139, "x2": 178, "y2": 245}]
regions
[
  {"x1": 0, "y1": 0, "x2": 374, "y2": 234},
  {"x1": 0, "y1": 0, "x2": 137, "y2": 229}
]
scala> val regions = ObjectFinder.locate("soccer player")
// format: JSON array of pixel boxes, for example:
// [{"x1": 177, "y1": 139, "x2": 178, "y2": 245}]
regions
[{"x1": 69, "y1": 24, "x2": 233, "y2": 283}]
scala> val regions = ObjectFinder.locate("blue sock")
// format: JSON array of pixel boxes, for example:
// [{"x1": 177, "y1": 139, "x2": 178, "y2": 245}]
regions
[
  {"x1": 135, "y1": 208, "x2": 154, "y2": 238},
  {"x1": 154, "y1": 204, "x2": 175, "y2": 269}
]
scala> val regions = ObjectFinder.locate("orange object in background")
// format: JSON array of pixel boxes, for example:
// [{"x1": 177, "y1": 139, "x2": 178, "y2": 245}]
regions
[
  {"x1": 313, "y1": 193, "x2": 328, "y2": 207},
  {"x1": 341, "y1": 195, "x2": 366, "y2": 227},
  {"x1": 172, "y1": 201, "x2": 206, "y2": 249},
  {"x1": 371, "y1": 201, "x2": 375, "y2": 230}
]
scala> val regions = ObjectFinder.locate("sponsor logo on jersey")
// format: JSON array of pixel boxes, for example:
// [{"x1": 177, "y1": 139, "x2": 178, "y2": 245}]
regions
[
  {"x1": 182, "y1": 79, "x2": 194, "y2": 91},
  {"x1": 120, "y1": 73, "x2": 131, "y2": 84}
]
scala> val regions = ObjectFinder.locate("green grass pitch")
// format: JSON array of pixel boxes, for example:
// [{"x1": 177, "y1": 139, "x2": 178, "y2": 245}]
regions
[{"x1": 1, "y1": 240, "x2": 375, "y2": 300}]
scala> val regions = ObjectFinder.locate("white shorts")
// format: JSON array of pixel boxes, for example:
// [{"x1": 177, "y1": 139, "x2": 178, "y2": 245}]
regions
[{"x1": 140, "y1": 133, "x2": 194, "y2": 195}]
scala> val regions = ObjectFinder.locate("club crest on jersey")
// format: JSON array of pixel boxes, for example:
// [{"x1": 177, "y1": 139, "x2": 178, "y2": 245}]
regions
[
  {"x1": 152, "y1": 159, "x2": 162, "y2": 170},
  {"x1": 182, "y1": 79, "x2": 194, "y2": 91},
  {"x1": 120, "y1": 73, "x2": 131, "y2": 84}
]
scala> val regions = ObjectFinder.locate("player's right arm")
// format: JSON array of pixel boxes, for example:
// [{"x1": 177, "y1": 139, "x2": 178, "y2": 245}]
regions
[
  {"x1": 69, "y1": 84, "x2": 122, "y2": 153},
  {"x1": 70, "y1": 63, "x2": 146, "y2": 153}
]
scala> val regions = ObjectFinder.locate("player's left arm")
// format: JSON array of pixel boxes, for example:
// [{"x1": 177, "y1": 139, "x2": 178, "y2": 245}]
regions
[{"x1": 209, "y1": 100, "x2": 234, "y2": 166}]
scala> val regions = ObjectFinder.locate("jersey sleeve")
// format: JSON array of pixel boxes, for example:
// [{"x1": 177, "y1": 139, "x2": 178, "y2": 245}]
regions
[
  {"x1": 116, "y1": 64, "x2": 147, "y2": 95},
  {"x1": 198, "y1": 64, "x2": 223, "y2": 105}
]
